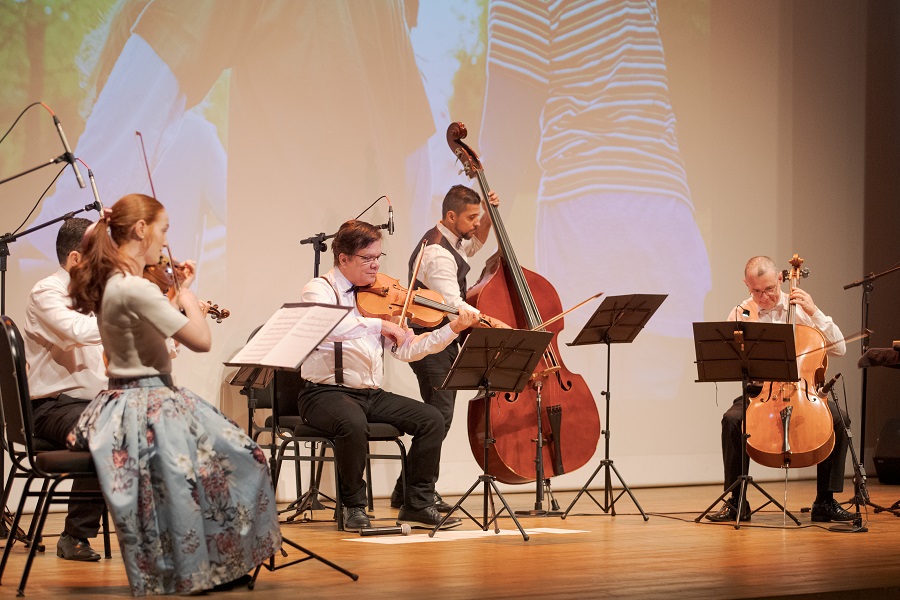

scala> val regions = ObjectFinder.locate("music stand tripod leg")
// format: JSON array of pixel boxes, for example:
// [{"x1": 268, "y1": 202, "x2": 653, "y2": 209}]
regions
[
  {"x1": 695, "y1": 376, "x2": 800, "y2": 528},
  {"x1": 250, "y1": 479, "x2": 357, "y2": 587},
  {"x1": 250, "y1": 536, "x2": 358, "y2": 588},
  {"x1": 563, "y1": 338, "x2": 648, "y2": 520},
  {"x1": 428, "y1": 383, "x2": 530, "y2": 541}
]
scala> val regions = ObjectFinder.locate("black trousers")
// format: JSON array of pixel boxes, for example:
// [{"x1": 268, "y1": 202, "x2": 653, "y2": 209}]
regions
[
  {"x1": 297, "y1": 384, "x2": 444, "y2": 511},
  {"x1": 31, "y1": 394, "x2": 105, "y2": 538},
  {"x1": 409, "y1": 341, "x2": 459, "y2": 440},
  {"x1": 721, "y1": 394, "x2": 850, "y2": 495}
]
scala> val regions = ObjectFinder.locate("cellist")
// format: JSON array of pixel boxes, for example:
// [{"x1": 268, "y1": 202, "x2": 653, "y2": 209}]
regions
[
  {"x1": 389, "y1": 185, "x2": 503, "y2": 514},
  {"x1": 706, "y1": 256, "x2": 852, "y2": 523},
  {"x1": 298, "y1": 220, "x2": 478, "y2": 532}
]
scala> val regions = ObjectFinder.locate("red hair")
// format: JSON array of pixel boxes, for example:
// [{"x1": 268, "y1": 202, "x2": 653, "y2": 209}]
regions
[{"x1": 69, "y1": 193, "x2": 165, "y2": 314}]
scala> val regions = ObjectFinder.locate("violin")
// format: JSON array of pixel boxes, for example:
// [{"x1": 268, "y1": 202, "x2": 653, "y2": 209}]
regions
[
  {"x1": 143, "y1": 256, "x2": 231, "y2": 324},
  {"x1": 745, "y1": 253, "x2": 834, "y2": 469},
  {"x1": 356, "y1": 272, "x2": 499, "y2": 328}
]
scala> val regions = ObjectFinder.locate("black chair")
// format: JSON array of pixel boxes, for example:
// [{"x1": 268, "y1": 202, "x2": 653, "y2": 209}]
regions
[
  {"x1": 0, "y1": 316, "x2": 111, "y2": 596},
  {"x1": 263, "y1": 371, "x2": 408, "y2": 531}
]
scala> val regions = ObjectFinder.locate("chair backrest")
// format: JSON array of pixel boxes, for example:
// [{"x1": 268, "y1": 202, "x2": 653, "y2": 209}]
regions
[
  {"x1": 273, "y1": 371, "x2": 304, "y2": 417},
  {"x1": 0, "y1": 316, "x2": 38, "y2": 459}
]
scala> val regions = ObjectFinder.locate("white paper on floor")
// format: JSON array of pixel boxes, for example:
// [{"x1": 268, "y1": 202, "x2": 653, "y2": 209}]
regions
[{"x1": 344, "y1": 527, "x2": 589, "y2": 544}]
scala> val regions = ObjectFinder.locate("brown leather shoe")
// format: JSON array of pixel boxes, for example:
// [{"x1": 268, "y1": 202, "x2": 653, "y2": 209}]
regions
[
  {"x1": 57, "y1": 531, "x2": 100, "y2": 561},
  {"x1": 705, "y1": 499, "x2": 751, "y2": 523}
]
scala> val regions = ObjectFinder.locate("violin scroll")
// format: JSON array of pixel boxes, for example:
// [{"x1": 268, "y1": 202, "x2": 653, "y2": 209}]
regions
[{"x1": 205, "y1": 303, "x2": 230, "y2": 323}]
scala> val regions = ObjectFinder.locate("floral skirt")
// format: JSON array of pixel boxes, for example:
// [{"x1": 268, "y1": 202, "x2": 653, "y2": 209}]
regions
[{"x1": 68, "y1": 376, "x2": 282, "y2": 596}]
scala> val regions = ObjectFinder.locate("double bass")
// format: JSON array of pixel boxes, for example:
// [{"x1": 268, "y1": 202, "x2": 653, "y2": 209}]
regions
[
  {"x1": 745, "y1": 254, "x2": 834, "y2": 469},
  {"x1": 448, "y1": 122, "x2": 602, "y2": 484}
]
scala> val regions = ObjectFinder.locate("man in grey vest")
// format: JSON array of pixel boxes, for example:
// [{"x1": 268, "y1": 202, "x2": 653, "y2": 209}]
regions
[{"x1": 391, "y1": 185, "x2": 503, "y2": 512}]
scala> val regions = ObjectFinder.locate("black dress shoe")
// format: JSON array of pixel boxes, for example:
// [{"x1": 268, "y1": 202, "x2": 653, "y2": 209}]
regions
[
  {"x1": 811, "y1": 499, "x2": 854, "y2": 522},
  {"x1": 342, "y1": 506, "x2": 372, "y2": 532},
  {"x1": 397, "y1": 505, "x2": 461, "y2": 529},
  {"x1": 433, "y1": 491, "x2": 453, "y2": 513},
  {"x1": 390, "y1": 488, "x2": 403, "y2": 509},
  {"x1": 57, "y1": 531, "x2": 101, "y2": 561},
  {"x1": 705, "y1": 499, "x2": 751, "y2": 523}
]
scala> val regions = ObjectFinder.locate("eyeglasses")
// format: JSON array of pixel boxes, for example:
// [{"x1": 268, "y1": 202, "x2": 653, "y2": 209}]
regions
[
  {"x1": 748, "y1": 284, "x2": 779, "y2": 296},
  {"x1": 353, "y1": 252, "x2": 386, "y2": 265}
]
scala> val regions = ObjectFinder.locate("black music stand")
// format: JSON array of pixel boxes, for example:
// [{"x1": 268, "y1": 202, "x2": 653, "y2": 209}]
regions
[
  {"x1": 562, "y1": 294, "x2": 666, "y2": 520},
  {"x1": 227, "y1": 304, "x2": 358, "y2": 585},
  {"x1": 427, "y1": 328, "x2": 553, "y2": 541},
  {"x1": 692, "y1": 321, "x2": 802, "y2": 529}
]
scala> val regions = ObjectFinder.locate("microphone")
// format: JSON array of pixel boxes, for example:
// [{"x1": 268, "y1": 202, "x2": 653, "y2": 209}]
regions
[
  {"x1": 818, "y1": 372, "x2": 842, "y2": 397},
  {"x1": 86, "y1": 169, "x2": 103, "y2": 214},
  {"x1": 53, "y1": 115, "x2": 85, "y2": 189},
  {"x1": 387, "y1": 205, "x2": 394, "y2": 235},
  {"x1": 358, "y1": 524, "x2": 411, "y2": 537}
]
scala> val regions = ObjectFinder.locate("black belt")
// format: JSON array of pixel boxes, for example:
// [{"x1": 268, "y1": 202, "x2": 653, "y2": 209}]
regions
[{"x1": 31, "y1": 395, "x2": 59, "y2": 410}]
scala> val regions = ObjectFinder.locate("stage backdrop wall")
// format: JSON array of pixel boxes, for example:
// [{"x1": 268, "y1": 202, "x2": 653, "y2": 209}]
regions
[{"x1": 0, "y1": 0, "x2": 870, "y2": 500}]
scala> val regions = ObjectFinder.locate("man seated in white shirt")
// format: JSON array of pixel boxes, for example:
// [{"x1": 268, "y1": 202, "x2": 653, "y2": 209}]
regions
[
  {"x1": 298, "y1": 220, "x2": 479, "y2": 531},
  {"x1": 706, "y1": 255, "x2": 852, "y2": 524},
  {"x1": 23, "y1": 218, "x2": 107, "y2": 561}
]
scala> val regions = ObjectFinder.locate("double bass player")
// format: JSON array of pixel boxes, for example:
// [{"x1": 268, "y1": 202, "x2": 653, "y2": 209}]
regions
[
  {"x1": 707, "y1": 256, "x2": 852, "y2": 523},
  {"x1": 390, "y1": 185, "x2": 502, "y2": 513}
]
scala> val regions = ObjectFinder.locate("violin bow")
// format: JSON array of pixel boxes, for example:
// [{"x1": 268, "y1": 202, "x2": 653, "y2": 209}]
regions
[
  {"x1": 399, "y1": 240, "x2": 428, "y2": 330},
  {"x1": 795, "y1": 329, "x2": 872, "y2": 359},
  {"x1": 135, "y1": 130, "x2": 181, "y2": 294},
  {"x1": 532, "y1": 291, "x2": 604, "y2": 332}
]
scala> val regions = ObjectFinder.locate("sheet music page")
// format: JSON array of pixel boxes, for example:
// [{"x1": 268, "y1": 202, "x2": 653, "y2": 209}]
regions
[{"x1": 225, "y1": 303, "x2": 349, "y2": 369}]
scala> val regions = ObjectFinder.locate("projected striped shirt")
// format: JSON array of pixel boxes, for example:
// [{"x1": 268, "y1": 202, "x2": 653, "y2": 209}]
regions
[{"x1": 486, "y1": 0, "x2": 692, "y2": 208}]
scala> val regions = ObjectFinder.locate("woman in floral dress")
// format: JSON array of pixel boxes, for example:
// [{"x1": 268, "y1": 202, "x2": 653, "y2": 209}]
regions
[{"x1": 67, "y1": 193, "x2": 281, "y2": 595}]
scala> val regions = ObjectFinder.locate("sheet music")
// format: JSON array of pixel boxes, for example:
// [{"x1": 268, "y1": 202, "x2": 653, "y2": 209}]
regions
[{"x1": 225, "y1": 303, "x2": 350, "y2": 370}]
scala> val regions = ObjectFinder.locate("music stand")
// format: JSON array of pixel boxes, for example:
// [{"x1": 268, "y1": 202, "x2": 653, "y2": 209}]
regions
[
  {"x1": 692, "y1": 321, "x2": 802, "y2": 529},
  {"x1": 562, "y1": 294, "x2": 666, "y2": 520},
  {"x1": 427, "y1": 328, "x2": 553, "y2": 541},
  {"x1": 226, "y1": 303, "x2": 358, "y2": 584}
]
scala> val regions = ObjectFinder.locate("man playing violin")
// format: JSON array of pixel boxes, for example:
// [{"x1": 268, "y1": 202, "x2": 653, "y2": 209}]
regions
[
  {"x1": 298, "y1": 219, "x2": 479, "y2": 531},
  {"x1": 386, "y1": 184, "x2": 501, "y2": 512},
  {"x1": 22, "y1": 218, "x2": 106, "y2": 561},
  {"x1": 707, "y1": 255, "x2": 852, "y2": 523}
]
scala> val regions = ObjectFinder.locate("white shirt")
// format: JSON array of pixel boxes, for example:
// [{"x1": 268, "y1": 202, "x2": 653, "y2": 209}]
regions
[
  {"x1": 100, "y1": 273, "x2": 189, "y2": 378},
  {"x1": 300, "y1": 269, "x2": 459, "y2": 389},
  {"x1": 727, "y1": 291, "x2": 846, "y2": 357},
  {"x1": 415, "y1": 222, "x2": 484, "y2": 314},
  {"x1": 23, "y1": 269, "x2": 107, "y2": 400}
]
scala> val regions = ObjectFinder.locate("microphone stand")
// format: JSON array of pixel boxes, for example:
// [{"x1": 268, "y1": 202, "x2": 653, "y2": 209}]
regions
[
  {"x1": 0, "y1": 202, "x2": 100, "y2": 543},
  {"x1": 299, "y1": 222, "x2": 392, "y2": 278},
  {"x1": 0, "y1": 153, "x2": 72, "y2": 186},
  {"x1": 0, "y1": 201, "x2": 102, "y2": 314},
  {"x1": 828, "y1": 383, "x2": 873, "y2": 532},
  {"x1": 299, "y1": 232, "x2": 335, "y2": 278},
  {"x1": 843, "y1": 263, "x2": 900, "y2": 471}
]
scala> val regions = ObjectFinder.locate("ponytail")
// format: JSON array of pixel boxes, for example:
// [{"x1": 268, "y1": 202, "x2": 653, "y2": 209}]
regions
[{"x1": 68, "y1": 193, "x2": 164, "y2": 314}]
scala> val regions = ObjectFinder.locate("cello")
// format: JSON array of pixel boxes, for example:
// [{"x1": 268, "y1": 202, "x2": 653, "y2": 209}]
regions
[
  {"x1": 448, "y1": 122, "x2": 602, "y2": 484},
  {"x1": 745, "y1": 254, "x2": 835, "y2": 469}
]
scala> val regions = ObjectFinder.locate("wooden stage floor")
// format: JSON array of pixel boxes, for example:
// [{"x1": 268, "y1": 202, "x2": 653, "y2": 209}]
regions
[{"x1": 3, "y1": 479, "x2": 900, "y2": 599}]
